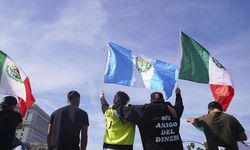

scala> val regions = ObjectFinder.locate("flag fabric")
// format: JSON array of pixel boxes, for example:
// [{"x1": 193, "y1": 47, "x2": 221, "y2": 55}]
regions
[
  {"x1": 0, "y1": 50, "x2": 35, "y2": 116},
  {"x1": 179, "y1": 32, "x2": 234, "y2": 111},
  {"x1": 104, "y1": 42, "x2": 178, "y2": 99}
]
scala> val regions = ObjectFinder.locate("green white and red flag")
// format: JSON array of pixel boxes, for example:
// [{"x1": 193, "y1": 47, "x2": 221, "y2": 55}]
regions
[
  {"x1": 179, "y1": 32, "x2": 234, "y2": 111},
  {"x1": 0, "y1": 50, "x2": 35, "y2": 116}
]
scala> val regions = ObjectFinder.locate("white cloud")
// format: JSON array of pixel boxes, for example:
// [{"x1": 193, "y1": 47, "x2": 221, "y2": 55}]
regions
[
  {"x1": 0, "y1": 0, "x2": 107, "y2": 93},
  {"x1": 41, "y1": 0, "x2": 106, "y2": 45}
]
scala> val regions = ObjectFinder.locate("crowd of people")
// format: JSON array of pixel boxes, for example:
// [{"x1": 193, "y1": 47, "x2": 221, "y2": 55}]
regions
[{"x1": 0, "y1": 88, "x2": 248, "y2": 150}]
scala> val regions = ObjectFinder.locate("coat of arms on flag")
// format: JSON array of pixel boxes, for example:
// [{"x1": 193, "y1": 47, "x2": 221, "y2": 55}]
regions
[{"x1": 0, "y1": 50, "x2": 35, "y2": 116}]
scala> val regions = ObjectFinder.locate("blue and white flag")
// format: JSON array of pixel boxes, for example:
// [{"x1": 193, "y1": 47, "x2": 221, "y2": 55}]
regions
[{"x1": 104, "y1": 42, "x2": 178, "y2": 99}]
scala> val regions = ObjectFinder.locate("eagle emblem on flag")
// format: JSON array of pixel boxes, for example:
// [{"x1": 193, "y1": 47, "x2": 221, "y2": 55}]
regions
[
  {"x1": 134, "y1": 56, "x2": 152, "y2": 73},
  {"x1": 6, "y1": 65, "x2": 23, "y2": 83}
]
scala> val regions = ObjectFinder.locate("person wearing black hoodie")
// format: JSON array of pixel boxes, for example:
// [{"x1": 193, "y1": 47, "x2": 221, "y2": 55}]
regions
[
  {"x1": 0, "y1": 96, "x2": 23, "y2": 150},
  {"x1": 122, "y1": 87, "x2": 184, "y2": 150}
]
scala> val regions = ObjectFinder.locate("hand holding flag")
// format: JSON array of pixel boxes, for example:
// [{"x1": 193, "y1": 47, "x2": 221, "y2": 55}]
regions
[{"x1": 175, "y1": 86, "x2": 181, "y2": 94}]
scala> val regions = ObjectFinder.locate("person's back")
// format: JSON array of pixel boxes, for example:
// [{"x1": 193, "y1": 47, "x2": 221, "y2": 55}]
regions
[
  {"x1": 50, "y1": 105, "x2": 88, "y2": 149},
  {"x1": 197, "y1": 111, "x2": 246, "y2": 149},
  {"x1": 187, "y1": 101, "x2": 247, "y2": 150},
  {"x1": 128, "y1": 102, "x2": 183, "y2": 150},
  {"x1": 0, "y1": 96, "x2": 23, "y2": 150},
  {"x1": 103, "y1": 107, "x2": 135, "y2": 149},
  {"x1": 100, "y1": 91, "x2": 135, "y2": 150},
  {"x1": 124, "y1": 89, "x2": 184, "y2": 150},
  {"x1": 48, "y1": 91, "x2": 89, "y2": 150}
]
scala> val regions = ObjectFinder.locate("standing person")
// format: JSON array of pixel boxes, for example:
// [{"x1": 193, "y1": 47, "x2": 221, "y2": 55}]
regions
[
  {"x1": 48, "y1": 91, "x2": 89, "y2": 150},
  {"x1": 187, "y1": 101, "x2": 247, "y2": 150},
  {"x1": 122, "y1": 87, "x2": 184, "y2": 150},
  {"x1": 0, "y1": 96, "x2": 23, "y2": 150},
  {"x1": 100, "y1": 91, "x2": 135, "y2": 150}
]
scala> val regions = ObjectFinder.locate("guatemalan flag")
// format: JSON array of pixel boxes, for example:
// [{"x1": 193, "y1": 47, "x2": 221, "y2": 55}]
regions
[{"x1": 104, "y1": 42, "x2": 178, "y2": 99}]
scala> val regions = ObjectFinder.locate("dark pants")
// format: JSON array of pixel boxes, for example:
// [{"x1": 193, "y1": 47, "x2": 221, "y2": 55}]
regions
[{"x1": 50, "y1": 147, "x2": 80, "y2": 150}]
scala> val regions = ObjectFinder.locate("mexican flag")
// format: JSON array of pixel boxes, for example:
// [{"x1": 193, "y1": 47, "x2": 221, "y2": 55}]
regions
[
  {"x1": 179, "y1": 32, "x2": 234, "y2": 111},
  {"x1": 0, "y1": 50, "x2": 35, "y2": 116}
]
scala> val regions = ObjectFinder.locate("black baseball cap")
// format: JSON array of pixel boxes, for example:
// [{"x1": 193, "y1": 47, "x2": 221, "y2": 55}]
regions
[
  {"x1": 1, "y1": 96, "x2": 18, "y2": 107},
  {"x1": 208, "y1": 101, "x2": 223, "y2": 111},
  {"x1": 150, "y1": 92, "x2": 164, "y2": 102}
]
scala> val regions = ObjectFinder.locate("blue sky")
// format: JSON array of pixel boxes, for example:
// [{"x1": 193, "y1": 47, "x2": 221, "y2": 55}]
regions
[{"x1": 0, "y1": 0, "x2": 250, "y2": 149}]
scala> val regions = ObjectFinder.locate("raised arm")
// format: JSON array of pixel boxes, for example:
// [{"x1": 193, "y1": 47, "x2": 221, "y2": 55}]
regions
[
  {"x1": 187, "y1": 117, "x2": 205, "y2": 132},
  {"x1": 100, "y1": 92, "x2": 110, "y2": 114},
  {"x1": 174, "y1": 87, "x2": 184, "y2": 118}
]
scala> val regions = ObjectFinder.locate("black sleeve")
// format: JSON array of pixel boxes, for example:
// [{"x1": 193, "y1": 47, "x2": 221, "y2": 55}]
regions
[
  {"x1": 82, "y1": 112, "x2": 89, "y2": 126},
  {"x1": 233, "y1": 117, "x2": 245, "y2": 136},
  {"x1": 193, "y1": 117, "x2": 205, "y2": 132},
  {"x1": 17, "y1": 112, "x2": 23, "y2": 123},
  {"x1": 174, "y1": 93, "x2": 184, "y2": 118},
  {"x1": 124, "y1": 104, "x2": 145, "y2": 124},
  {"x1": 100, "y1": 97, "x2": 109, "y2": 114}
]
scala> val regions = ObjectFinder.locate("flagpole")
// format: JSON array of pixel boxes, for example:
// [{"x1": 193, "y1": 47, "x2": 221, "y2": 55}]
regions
[
  {"x1": 176, "y1": 29, "x2": 182, "y2": 86},
  {"x1": 101, "y1": 42, "x2": 109, "y2": 93}
]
